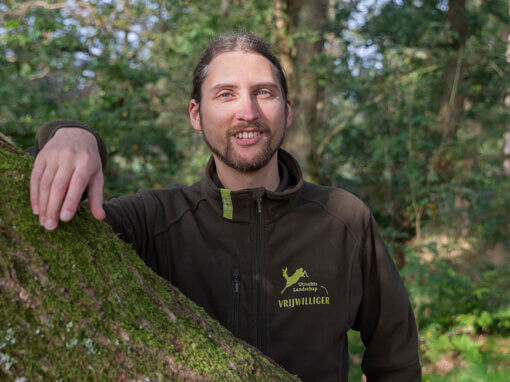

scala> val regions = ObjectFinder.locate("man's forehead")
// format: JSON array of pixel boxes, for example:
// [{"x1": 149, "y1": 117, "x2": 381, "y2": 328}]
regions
[{"x1": 203, "y1": 51, "x2": 280, "y2": 87}]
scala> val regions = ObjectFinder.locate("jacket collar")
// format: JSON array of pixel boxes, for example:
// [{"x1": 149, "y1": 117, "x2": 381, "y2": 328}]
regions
[{"x1": 200, "y1": 149, "x2": 303, "y2": 223}]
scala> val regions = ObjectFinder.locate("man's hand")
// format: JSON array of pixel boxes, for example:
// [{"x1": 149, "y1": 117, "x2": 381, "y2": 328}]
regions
[{"x1": 30, "y1": 128, "x2": 105, "y2": 230}]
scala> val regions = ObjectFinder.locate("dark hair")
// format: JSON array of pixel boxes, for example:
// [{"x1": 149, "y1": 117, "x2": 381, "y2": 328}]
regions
[{"x1": 191, "y1": 33, "x2": 288, "y2": 103}]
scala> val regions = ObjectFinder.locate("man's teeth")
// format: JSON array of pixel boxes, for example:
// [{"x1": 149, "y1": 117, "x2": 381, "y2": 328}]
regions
[{"x1": 235, "y1": 131, "x2": 261, "y2": 140}]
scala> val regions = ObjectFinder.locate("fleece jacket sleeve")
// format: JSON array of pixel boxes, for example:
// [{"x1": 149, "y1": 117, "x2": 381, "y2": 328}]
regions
[
  {"x1": 353, "y1": 214, "x2": 422, "y2": 382},
  {"x1": 102, "y1": 191, "x2": 166, "y2": 277},
  {"x1": 32, "y1": 119, "x2": 108, "y2": 170}
]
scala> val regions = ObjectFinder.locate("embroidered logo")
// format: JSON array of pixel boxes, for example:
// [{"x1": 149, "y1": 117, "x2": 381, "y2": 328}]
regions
[
  {"x1": 278, "y1": 266, "x2": 331, "y2": 309},
  {"x1": 281, "y1": 267, "x2": 308, "y2": 294}
]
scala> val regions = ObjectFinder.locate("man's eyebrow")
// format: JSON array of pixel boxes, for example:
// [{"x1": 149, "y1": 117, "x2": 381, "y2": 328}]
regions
[
  {"x1": 209, "y1": 83, "x2": 238, "y2": 93},
  {"x1": 252, "y1": 82, "x2": 279, "y2": 89},
  {"x1": 208, "y1": 82, "x2": 280, "y2": 93}
]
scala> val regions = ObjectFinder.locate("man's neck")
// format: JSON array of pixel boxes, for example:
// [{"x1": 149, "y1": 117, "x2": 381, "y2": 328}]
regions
[{"x1": 213, "y1": 153, "x2": 280, "y2": 191}]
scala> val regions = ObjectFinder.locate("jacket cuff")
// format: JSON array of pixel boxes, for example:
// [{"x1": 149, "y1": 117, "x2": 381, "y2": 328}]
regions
[
  {"x1": 365, "y1": 359, "x2": 422, "y2": 382},
  {"x1": 35, "y1": 120, "x2": 108, "y2": 170}
]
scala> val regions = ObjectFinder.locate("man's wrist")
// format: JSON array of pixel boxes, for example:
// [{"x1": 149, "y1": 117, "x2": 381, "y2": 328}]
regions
[
  {"x1": 53, "y1": 127, "x2": 98, "y2": 150},
  {"x1": 35, "y1": 120, "x2": 108, "y2": 169}
]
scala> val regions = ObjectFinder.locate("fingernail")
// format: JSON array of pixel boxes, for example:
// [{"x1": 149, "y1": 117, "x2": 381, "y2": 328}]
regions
[
  {"x1": 32, "y1": 205, "x2": 39, "y2": 215},
  {"x1": 44, "y1": 219, "x2": 56, "y2": 230},
  {"x1": 40, "y1": 216, "x2": 46, "y2": 226},
  {"x1": 60, "y1": 210, "x2": 72, "y2": 222}
]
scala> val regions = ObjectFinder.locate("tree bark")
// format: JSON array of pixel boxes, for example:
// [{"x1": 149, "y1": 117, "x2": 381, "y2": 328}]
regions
[
  {"x1": 0, "y1": 138, "x2": 299, "y2": 381},
  {"x1": 504, "y1": 2, "x2": 510, "y2": 176},
  {"x1": 276, "y1": 0, "x2": 328, "y2": 181},
  {"x1": 436, "y1": 0, "x2": 467, "y2": 136}
]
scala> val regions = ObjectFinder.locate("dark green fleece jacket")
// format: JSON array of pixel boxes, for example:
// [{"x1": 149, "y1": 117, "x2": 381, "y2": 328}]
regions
[{"x1": 34, "y1": 121, "x2": 422, "y2": 381}]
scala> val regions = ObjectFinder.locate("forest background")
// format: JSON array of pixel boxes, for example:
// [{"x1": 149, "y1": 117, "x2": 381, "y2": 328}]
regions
[{"x1": 1, "y1": 0, "x2": 509, "y2": 380}]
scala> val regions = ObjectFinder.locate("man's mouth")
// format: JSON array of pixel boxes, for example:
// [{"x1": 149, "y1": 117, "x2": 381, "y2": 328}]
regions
[{"x1": 234, "y1": 131, "x2": 262, "y2": 140}]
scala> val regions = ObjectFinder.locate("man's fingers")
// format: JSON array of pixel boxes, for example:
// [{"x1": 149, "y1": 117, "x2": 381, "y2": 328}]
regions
[
  {"x1": 43, "y1": 165, "x2": 77, "y2": 230},
  {"x1": 30, "y1": 158, "x2": 46, "y2": 215},
  {"x1": 59, "y1": 168, "x2": 91, "y2": 222},
  {"x1": 87, "y1": 172, "x2": 105, "y2": 220},
  {"x1": 38, "y1": 163, "x2": 58, "y2": 228},
  {"x1": 30, "y1": 128, "x2": 103, "y2": 229}
]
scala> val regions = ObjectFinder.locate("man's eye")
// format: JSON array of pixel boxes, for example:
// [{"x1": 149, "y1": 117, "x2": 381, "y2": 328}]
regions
[
  {"x1": 257, "y1": 90, "x2": 271, "y2": 96},
  {"x1": 219, "y1": 92, "x2": 233, "y2": 98}
]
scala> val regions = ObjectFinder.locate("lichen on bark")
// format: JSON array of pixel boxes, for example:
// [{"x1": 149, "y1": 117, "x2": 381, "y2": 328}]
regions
[{"x1": 0, "y1": 137, "x2": 300, "y2": 381}]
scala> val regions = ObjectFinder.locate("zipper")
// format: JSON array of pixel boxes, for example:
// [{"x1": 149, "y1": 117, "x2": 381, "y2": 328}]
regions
[
  {"x1": 255, "y1": 197, "x2": 263, "y2": 351},
  {"x1": 232, "y1": 268, "x2": 240, "y2": 337}
]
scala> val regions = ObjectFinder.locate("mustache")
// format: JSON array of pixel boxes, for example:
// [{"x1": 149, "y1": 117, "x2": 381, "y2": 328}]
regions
[{"x1": 228, "y1": 121, "x2": 270, "y2": 135}]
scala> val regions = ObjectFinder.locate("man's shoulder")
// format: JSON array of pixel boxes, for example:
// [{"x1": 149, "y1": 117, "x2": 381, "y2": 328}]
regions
[
  {"x1": 138, "y1": 180, "x2": 203, "y2": 213},
  {"x1": 105, "y1": 181, "x2": 204, "y2": 235},
  {"x1": 300, "y1": 182, "x2": 372, "y2": 236},
  {"x1": 300, "y1": 181, "x2": 370, "y2": 213}
]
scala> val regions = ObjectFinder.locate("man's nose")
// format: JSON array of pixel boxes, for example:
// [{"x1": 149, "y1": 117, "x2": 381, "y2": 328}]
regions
[{"x1": 235, "y1": 95, "x2": 260, "y2": 122}]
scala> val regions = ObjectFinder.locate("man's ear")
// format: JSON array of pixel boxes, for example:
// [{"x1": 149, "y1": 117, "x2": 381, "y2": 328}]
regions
[
  {"x1": 285, "y1": 98, "x2": 293, "y2": 129},
  {"x1": 189, "y1": 99, "x2": 202, "y2": 131}
]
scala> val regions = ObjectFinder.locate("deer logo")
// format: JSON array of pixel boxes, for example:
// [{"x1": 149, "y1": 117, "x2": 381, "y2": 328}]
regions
[{"x1": 281, "y1": 267, "x2": 309, "y2": 294}]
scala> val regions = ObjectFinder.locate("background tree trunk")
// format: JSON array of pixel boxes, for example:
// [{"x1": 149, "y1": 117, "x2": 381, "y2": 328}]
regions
[
  {"x1": 436, "y1": 0, "x2": 467, "y2": 136},
  {"x1": 0, "y1": 138, "x2": 299, "y2": 381},
  {"x1": 275, "y1": 0, "x2": 328, "y2": 180},
  {"x1": 504, "y1": 2, "x2": 510, "y2": 176},
  {"x1": 430, "y1": 0, "x2": 468, "y2": 179}
]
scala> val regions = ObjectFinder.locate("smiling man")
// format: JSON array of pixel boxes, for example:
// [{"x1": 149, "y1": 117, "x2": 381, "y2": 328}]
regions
[
  {"x1": 29, "y1": 33, "x2": 421, "y2": 381},
  {"x1": 190, "y1": 48, "x2": 292, "y2": 191}
]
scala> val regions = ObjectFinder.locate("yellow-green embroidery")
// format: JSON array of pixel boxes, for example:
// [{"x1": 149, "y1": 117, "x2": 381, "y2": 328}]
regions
[
  {"x1": 281, "y1": 267, "x2": 309, "y2": 294},
  {"x1": 278, "y1": 266, "x2": 331, "y2": 308}
]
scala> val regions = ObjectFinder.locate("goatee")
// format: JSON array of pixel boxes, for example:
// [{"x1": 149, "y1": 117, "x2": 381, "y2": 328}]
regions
[{"x1": 202, "y1": 121, "x2": 285, "y2": 173}]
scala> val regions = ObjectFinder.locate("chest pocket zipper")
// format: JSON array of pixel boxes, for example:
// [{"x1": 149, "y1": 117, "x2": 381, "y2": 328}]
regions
[{"x1": 232, "y1": 268, "x2": 240, "y2": 337}]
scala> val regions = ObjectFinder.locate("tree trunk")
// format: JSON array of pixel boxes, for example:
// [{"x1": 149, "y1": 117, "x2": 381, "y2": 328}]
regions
[
  {"x1": 504, "y1": 3, "x2": 510, "y2": 176},
  {"x1": 0, "y1": 137, "x2": 299, "y2": 381},
  {"x1": 275, "y1": 0, "x2": 328, "y2": 181},
  {"x1": 436, "y1": 0, "x2": 467, "y2": 136}
]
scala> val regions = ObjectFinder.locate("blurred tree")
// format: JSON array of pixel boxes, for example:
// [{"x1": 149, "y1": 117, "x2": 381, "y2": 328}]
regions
[
  {"x1": 505, "y1": 3, "x2": 510, "y2": 176},
  {"x1": 0, "y1": 1, "x2": 90, "y2": 147},
  {"x1": 436, "y1": 0, "x2": 467, "y2": 137},
  {"x1": 316, "y1": 0, "x2": 509, "y2": 264},
  {"x1": 274, "y1": 0, "x2": 328, "y2": 180},
  {"x1": 0, "y1": 0, "x2": 278, "y2": 196},
  {"x1": 1, "y1": 0, "x2": 508, "y2": 255},
  {"x1": 2, "y1": 2, "x2": 510, "y2": 378}
]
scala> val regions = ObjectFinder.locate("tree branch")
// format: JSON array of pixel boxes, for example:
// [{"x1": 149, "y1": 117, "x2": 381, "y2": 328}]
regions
[
  {"x1": 8, "y1": 1, "x2": 91, "y2": 17},
  {"x1": 28, "y1": 64, "x2": 50, "y2": 80},
  {"x1": 317, "y1": 112, "x2": 357, "y2": 157}
]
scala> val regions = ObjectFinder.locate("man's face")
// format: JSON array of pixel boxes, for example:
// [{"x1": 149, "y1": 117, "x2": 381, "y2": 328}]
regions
[{"x1": 189, "y1": 51, "x2": 292, "y2": 172}]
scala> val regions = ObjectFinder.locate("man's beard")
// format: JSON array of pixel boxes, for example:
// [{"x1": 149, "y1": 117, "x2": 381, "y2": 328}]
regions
[{"x1": 201, "y1": 120, "x2": 285, "y2": 173}]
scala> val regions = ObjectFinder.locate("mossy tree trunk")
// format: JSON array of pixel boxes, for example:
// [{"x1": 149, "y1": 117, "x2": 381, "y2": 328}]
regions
[{"x1": 0, "y1": 136, "x2": 299, "y2": 381}]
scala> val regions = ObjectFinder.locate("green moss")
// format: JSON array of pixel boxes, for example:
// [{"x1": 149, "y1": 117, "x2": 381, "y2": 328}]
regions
[{"x1": 0, "y1": 144, "x2": 300, "y2": 381}]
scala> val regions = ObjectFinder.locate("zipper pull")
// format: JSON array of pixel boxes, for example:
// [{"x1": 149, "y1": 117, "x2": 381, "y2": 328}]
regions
[
  {"x1": 256, "y1": 197, "x2": 262, "y2": 214},
  {"x1": 233, "y1": 269, "x2": 240, "y2": 293}
]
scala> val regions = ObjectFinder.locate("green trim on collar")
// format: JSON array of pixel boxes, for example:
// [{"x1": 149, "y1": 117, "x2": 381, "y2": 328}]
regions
[{"x1": 220, "y1": 188, "x2": 233, "y2": 220}]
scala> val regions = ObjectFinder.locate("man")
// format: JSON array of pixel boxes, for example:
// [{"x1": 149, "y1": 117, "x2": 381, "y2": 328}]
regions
[{"x1": 30, "y1": 33, "x2": 421, "y2": 381}]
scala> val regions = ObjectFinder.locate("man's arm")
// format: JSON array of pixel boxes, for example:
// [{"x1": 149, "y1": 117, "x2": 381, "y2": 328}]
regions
[
  {"x1": 30, "y1": 121, "x2": 107, "y2": 230},
  {"x1": 30, "y1": 120, "x2": 159, "y2": 273},
  {"x1": 353, "y1": 214, "x2": 422, "y2": 381}
]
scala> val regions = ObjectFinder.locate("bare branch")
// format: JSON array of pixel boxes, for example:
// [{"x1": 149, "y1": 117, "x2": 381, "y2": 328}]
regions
[
  {"x1": 28, "y1": 64, "x2": 50, "y2": 80},
  {"x1": 7, "y1": 1, "x2": 92, "y2": 17},
  {"x1": 317, "y1": 112, "x2": 357, "y2": 157}
]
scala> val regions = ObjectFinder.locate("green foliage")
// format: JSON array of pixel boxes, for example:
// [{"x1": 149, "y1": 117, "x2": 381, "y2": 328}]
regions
[
  {"x1": 401, "y1": 244, "x2": 510, "y2": 334},
  {"x1": 420, "y1": 332, "x2": 510, "y2": 381},
  {"x1": 317, "y1": 0, "x2": 509, "y2": 252},
  {"x1": 0, "y1": 0, "x2": 278, "y2": 198},
  {"x1": 1, "y1": 0, "x2": 509, "y2": 379},
  {"x1": 347, "y1": 246, "x2": 510, "y2": 380},
  {"x1": 347, "y1": 330, "x2": 364, "y2": 381}
]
